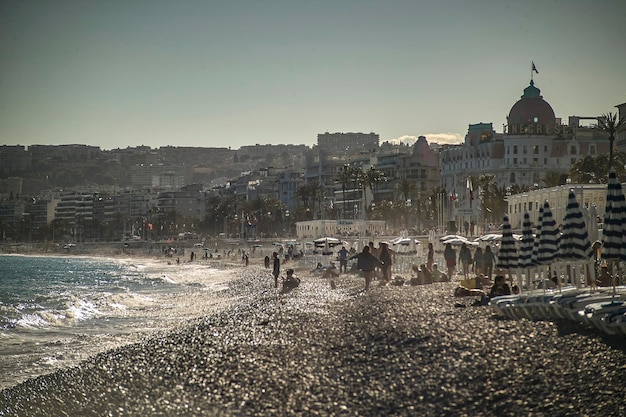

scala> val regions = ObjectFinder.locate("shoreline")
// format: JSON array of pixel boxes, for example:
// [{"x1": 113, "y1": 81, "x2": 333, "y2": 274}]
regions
[{"x1": 2, "y1": 266, "x2": 626, "y2": 416}]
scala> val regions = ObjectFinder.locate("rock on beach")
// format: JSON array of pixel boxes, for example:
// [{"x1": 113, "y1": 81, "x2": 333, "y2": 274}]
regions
[{"x1": 1, "y1": 266, "x2": 626, "y2": 416}]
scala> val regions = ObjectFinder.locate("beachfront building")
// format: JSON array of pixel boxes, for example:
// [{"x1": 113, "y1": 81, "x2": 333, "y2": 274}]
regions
[
  {"x1": 440, "y1": 78, "x2": 610, "y2": 233},
  {"x1": 505, "y1": 183, "x2": 607, "y2": 231},
  {"x1": 316, "y1": 132, "x2": 379, "y2": 156},
  {"x1": 295, "y1": 219, "x2": 387, "y2": 239}
]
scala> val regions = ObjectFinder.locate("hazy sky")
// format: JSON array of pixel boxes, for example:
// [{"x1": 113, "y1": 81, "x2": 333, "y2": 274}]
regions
[{"x1": 1, "y1": 0, "x2": 625, "y2": 150}]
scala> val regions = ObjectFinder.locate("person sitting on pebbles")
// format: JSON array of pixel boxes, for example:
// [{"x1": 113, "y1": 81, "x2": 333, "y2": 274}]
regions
[
  {"x1": 489, "y1": 275, "x2": 511, "y2": 298},
  {"x1": 282, "y1": 268, "x2": 300, "y2": 293},
  {"x1": 322, "y1": 262, "x2": 339, "y2": 278}
]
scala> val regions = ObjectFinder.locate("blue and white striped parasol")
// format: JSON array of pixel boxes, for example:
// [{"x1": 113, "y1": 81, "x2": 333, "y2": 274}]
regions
[
  {"x1": 560, "y1": 189, "x2": 592, "y2": 260},
  {"x1": 531, "y1": 205, "x2": 544, "y2": 267},
  {"x1": 601, "y1": 168, "x2": 626, "y2": 262},
  {"x1": 496, "y1": 214, "x2": 518, "y2": 271},
  {"x1": 518, "y1": 212, "x2": 535, "y2": 269},
  {"x1": 537, "y1": 201, "x2": 560, "y2": 266}
]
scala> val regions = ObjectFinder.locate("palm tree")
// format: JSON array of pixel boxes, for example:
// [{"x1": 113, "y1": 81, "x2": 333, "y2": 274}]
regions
[
  {"x1": 361, "y1": 166, "x2": 385, "y2": 207},
  {"x1": 395, "y1": 179, "x2": 417, "y2": 203},
  {"x1": 309, "y1": 180, "x2": 326, "y2": 219},
  {"x1": 295, "y1": 184, "x2": 311, "y2": 208},
  {"x1": 542, "y1": 171, "x2": 567, "y2": 188},
  {"x1": 334, "y1": 164, "x2": 358, "y2": 219},
  {"x1": 598, "y1": 111, "x2": 625, "y2": 174}
]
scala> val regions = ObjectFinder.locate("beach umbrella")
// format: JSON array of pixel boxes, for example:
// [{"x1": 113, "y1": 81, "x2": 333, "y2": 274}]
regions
[
  {"x1": 583, "y1": 204, "x2": 599, "y2": 244},
  {"x1": 518, "y1": 212, "x2": 535, "y2": 289},
  {"x1": 443, "y1": 237, "x2": 478, "y2": 246},
  {"x1": 531, "y1": 206, "x2": 543, "y2": 267},
  {"x1": 537, "y1": 201, "x2": 560, "y2": 284},
  {"x1": 601, "y1": 168, "x2": 626, "y2": 263},
  {"x1": 474, "y1": 233, "x2": 503, "y2": 242},
  {"x1": 560, "y1": 190, "x2": 593, "y2": 287},
  {"x1": 560, "y1": 190, "x2": 592, "y2": 260},
  {"x1": 496, "y1": 214, "x2": 518, "y2": 280},
  {"x1": 439, "y1": 234, "x2": 466, "y2": 242}
]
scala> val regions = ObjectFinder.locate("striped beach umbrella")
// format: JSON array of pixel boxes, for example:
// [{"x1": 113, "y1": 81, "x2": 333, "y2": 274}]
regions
[
  {"x1": 518, "y1": 212, "x2": 535, "y2": 268},
  {"x1": 518, "y1": 212, "x2": 535, "y2": 290},
  {"x1": 601, "y1": 168, "x2": 626, "y2": 262},
  {"x1": 531, "y1": 205, "x2": 544, "y2": 267},
  {"x1": 537, "y1": 201, "x2": 560, "y2": 266},
  {"x1": 560, "y1": 189, "x2": 592, "y2": 260},
  {"x1": 496, "y1": 214, "x2": 518, "y2": 271}
]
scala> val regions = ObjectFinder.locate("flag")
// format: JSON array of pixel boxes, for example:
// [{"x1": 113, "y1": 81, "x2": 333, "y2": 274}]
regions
[
  {"x1": 466, "y1": 178, "x2": 474, "y2": 201},
  {"x1": 532, "y1": 61, "x2": 539, "y2": 74}
]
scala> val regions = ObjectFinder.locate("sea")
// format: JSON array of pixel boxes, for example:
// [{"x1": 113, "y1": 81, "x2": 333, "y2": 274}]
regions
[{"x1": 0, "y1": 254, "x2": 239, "y2": 390}]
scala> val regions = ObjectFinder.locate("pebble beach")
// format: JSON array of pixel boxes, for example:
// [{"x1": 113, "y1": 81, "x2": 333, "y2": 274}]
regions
[{"x1": 2, "y1": 264, "x2": 626, "y2": 417}]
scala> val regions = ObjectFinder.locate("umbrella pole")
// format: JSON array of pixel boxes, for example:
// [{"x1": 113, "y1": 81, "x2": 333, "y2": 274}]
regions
[
  {"x1": 586, "y1": 262, "x2": 595, "y2": 292},
  {"x1": 566, "y1": 264, "x2": 572, "y2": 287}
]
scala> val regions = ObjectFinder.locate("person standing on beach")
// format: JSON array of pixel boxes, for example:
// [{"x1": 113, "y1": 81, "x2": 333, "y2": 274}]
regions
[
  {"x1": 348, "y1": 245, "x2": 382, "y2": 291},
  {"x1": 443, "y1": 243, "x2": 456, "y2": 280},
  {"x1": 272, "y1": 251, "x2": 280, "y2": 288},
  {"x1": 337, "y1": 246, "x2": 349, "y2": 274},
  {"x1": 426, "y1": 242, "x2": 434, "y2": 272}
]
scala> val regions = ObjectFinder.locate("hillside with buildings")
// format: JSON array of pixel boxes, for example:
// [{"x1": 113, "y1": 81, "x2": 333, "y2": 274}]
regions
[{"x1": 1, "y1": 81, "x2": 624, "y2": 245}]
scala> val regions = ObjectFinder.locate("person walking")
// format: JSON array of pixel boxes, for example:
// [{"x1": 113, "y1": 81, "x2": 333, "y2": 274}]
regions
[
  {"x1": 272, "y1": 251, "x2": 280, "y2": 288},
  {"x1": 443, "y1": 243, "x2": 457, "y2": 280},
  {"x1": 349, "y1": 246, "x2": 382, "y2": 291},
  {"x1": 378, "y1": 242, "x2": 393, "y2": 286},
  {"x1": 458, "y1": 243, "x2": 473, "y2": 280},
  {"x1": 473, "y1": 247, "x2": 484, "y2": 276},
  {"x1": 337, "y1": 246, "x2": 349, "y2": 274},
  {"x1": 483, "y1": 245, "x2": 496, "y2": 280}
]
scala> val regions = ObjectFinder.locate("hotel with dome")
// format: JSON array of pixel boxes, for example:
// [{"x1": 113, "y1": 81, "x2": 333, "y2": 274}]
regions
[{"x1": 440, "y1": 78, "x2": 612, "y2": 228}]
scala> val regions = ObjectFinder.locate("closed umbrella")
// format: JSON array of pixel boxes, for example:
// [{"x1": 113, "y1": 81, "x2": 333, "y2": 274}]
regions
[
  {"x1": 531, "y1": 206, "x2": 544, "y2": 267},
  {"x1": 560, "y1": 189, "x2": 592, "y2": 287},
  {"x1": 601, "y1": 168, "x2": 626, "y2": 262},
  {"x1": 583, "y1": 204, "x2": 599, "y2": 245},
  {"x1": 518, "y1": 212, "x2": 535, "y2": 289},
  {"x1": 537, "y1": 201, "x2": 560, "y2": 284},
  {"x1": 496, "y1": 214, "x2": 518, "y2": 284}
]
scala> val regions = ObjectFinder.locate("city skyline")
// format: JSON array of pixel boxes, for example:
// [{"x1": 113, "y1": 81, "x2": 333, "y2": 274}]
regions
[{"x1": 1, "y1": 0, "x2": 625, "y2": 151}]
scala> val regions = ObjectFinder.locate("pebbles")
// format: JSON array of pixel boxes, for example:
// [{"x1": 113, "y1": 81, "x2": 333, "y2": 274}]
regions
[{"x1": 2, "y1": 267, "x2": 626, "y2": 416}]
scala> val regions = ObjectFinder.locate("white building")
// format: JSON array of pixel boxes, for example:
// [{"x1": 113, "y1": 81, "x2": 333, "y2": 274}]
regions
[{"x1": 505, "y1": 184, "x2": 607, "y2": 231}]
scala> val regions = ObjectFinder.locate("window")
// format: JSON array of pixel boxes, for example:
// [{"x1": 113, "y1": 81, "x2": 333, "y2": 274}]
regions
[
  {"x1": 570, "y1": 146, "x2": 577, "y2": 155},
  {"x1": 590, "y1": 145, "x2": 596, "y2": 155},
  {"x1": 523, "y1": 145, "x2": 527, "y2": 154},
  {"x1": 533, "y1": 157, "x2": 538, "y2": 164},
  {"x1": 510, "y1": 173, "x2": 516, "y2": 183},
  {"x1": 533, "y1": 145, "x2": 539, "y2": 155},
  {"x1": 513, "y1": 145, "x2": 518, "y2": 154},
  {"x1": 513, "y1": 157, "x2": 518, "y2": 164},
  {"x1": 544, "y1": 145, "x2": 548, "y2": 152}
]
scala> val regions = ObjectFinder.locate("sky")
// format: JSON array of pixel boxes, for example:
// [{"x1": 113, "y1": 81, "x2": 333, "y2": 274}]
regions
[{"x1": 1, "y1": 0, "x2": 625, "y2": 151}]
